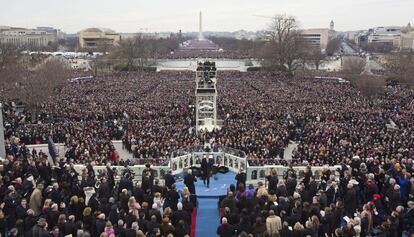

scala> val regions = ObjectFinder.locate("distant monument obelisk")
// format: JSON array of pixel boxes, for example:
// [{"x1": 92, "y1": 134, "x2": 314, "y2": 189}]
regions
[{"x1": 198, "y1": 11, "x2": 204, "y2": 40}]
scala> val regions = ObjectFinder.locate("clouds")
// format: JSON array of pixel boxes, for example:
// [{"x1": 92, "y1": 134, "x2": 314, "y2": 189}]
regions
[{"x1": 0, "y1": 0, "x2": 412, "y2": 33}]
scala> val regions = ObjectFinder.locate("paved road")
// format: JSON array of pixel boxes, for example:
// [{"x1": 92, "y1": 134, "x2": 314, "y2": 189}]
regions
[{"x1": 341, "y1": 41, "x2": 359, "y2": 55}]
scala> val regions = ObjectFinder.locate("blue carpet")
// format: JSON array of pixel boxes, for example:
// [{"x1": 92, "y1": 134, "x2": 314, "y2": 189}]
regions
[
  {"x1": 175, "y1": 172, "x2": 236, "y2": 236},
  {"x1": 176, "y1": 172, "x2": 236, "y2": 197},
  {"x1": 196, "y1": 198, "x2": 221, "y2": 237}
]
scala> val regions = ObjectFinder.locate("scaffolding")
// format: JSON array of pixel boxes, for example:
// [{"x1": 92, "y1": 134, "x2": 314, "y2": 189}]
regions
[{"x1": 195, "y1": 61, "x2": 220, "y2": 133}]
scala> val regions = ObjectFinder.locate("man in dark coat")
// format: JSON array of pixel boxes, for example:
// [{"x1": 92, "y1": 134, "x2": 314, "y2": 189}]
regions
[
  {"x1": 125, "y1": 226, "x2": 138, "y2": 237},
  {"x1": 97, "y1": 178, "x2": 111, "y2": 200},
  {"x1": 344, "y1": 183, "x2": 358, "y2": 217},
  {"x1": 235, "y1": 168, "x2": 247, "y2": 189},
  {"x1": 141, "y1": 164, "x2": 155, "y2": 185},
  {"x1": 133, "y1": 182, "x2": 146, "y2": 204},
  {"x1": 147, "y1": 215, "x2": 161, "y2": 234},
  {"x1": 31, "y1": 218, "x2": 50, "y2": 237},
  {"x1": 142, "y1": 171, "x2": 154, "y2": 194},
  {"x1": 405, "y1": 201, "x2": 414, "y2": 229},
  {"x1": 49, "y1": 183, "x2": 62, "y2": 204},
  {"x1": 137, "y1": 212, "x2": 148, "y2": 234},
  {"x1": 95, "y1": 214, "x2": 106, "y2": 237},
  {"x1": 326, "y1": 181, "x2": 337, "y2": 205},
  {"x1": 63, "y1": 216, "x2": 77, "y2": 237},
  {"x1": 389, "y1": 185, "x2": 402, "y2": 212},
  {"x1": 216, "y1": 217, "x2": 236, "y2": 237},
  {"x1": 286, "y1": 174, "x2": 297, "y2": 197},
  {"x1": 164, "y1": 170, "x2": 175, "y2": 189},
  {"x1": 87, "y1": 193, "x2": 100, "y2": 213},
  {"x1": 3, "y1": 188, "x2": 19, "y2": 229},
  {"x1": 165, "y1": 184, "x2": 180, "y2": 211},
  {"x1": 171, "y1": 203, "x2": 191, "y2": 227},
  {"x1": 201, "y1": 157, "x2": 213, "y2": 188},
  {"x1": 151, "y1": 179, "x2": 165, "y2": 197},
  {"x1": 114, "y1": 220, "x2": 126, "y2": 237},
  {"x1": 118, "y1": 174, "x2": 133, "y2": 195},
  {"x1": 184, "y1": 169, "x2": 197, "y2": 194}
]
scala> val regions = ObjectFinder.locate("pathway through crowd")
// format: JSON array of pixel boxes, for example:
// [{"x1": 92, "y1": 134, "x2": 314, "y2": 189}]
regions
[{"x1": 177, "y1": 171, "x2": 236, "y2": 236}]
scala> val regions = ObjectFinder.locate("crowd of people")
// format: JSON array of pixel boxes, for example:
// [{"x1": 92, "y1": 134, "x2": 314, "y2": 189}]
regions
[
  {"x1": 3, "y1": 70, "x2": 414, "y2": 167},
  {"x1": 217, "y1": 164, "x2": 414, "y2": 236},
  {"x1": 2, "y1": 67, "x2": 414, "y2": 235},
  {"x1": 164, "y1": 50, "x2": 254, "y2": 60},
  {"x1": 0, "y1": 151, "x2": 197, "y2": 237}
]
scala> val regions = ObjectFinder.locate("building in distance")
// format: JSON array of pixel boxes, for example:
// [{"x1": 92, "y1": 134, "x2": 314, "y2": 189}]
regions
[
  {"x1": 0, "y1": 26, "x2": 63, "y2": 49},
  {"x1": 301, "y1": 28, "x2": 336, "y2": 53},
  {"x1": 345, "y1": 24, "x2": 414, "y2": 52},
  {"x1": 79, "y1": 28, "x2": 121, "y2": 50}
]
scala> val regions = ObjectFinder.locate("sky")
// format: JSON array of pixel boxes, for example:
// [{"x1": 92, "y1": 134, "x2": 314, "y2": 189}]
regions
[{"x1": 0, "y1": 0, "x2": 413, "y2": 33}]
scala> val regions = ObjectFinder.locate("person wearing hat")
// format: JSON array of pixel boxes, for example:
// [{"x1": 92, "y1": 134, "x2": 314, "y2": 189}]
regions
[{"x1": 3, "y1": 186, "x2": 19, "y2": 229}]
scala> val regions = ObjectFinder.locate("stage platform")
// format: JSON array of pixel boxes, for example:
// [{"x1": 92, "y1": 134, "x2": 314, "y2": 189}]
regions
[{"x1": 176, "y1": 171, "x2": 236, "y2": 198}]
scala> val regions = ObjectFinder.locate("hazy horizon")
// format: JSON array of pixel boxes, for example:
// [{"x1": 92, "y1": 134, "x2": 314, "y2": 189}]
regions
[{"x1": 0, "y1": 0, "x2": 413, "y2": 33}]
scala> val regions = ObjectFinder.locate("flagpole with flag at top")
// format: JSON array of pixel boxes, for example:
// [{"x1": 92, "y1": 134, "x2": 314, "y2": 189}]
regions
[{"x1": 0, "y1": 102, "x2": 6, "y2": 159}]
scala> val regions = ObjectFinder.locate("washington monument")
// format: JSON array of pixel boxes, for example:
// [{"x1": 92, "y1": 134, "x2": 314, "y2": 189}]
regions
[{"x1": 198, "y1": 11, "x2": 203, "y2": 40}]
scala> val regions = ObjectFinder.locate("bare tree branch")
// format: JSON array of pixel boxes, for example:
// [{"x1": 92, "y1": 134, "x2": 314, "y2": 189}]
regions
[{"x1": 260, "y1": 14, "x2": 305, "y2": 74}]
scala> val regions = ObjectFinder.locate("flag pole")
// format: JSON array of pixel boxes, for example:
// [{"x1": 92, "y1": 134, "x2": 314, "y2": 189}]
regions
[{"x1": 0, "y1": 102, "x2": 6, "y2": 158}]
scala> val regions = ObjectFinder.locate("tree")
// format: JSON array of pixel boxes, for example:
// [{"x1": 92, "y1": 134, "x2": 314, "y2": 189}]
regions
[
  {"x1": 208, "y1": 36, "x2": 263, "y2": 57},
  {"x1": 111, "y1": 34, "x2": 151, "y2": 71},
  {"x1": 0, "y1": 43, "x2": 22, "y2": 100},
  {"x1": 354, "y1": 75, "x2": 386, "y2": 97},
  {"x1": 89, "y1": 41, "x2": 113, "y2": 77},
  {"x1": 384, "y1": 51, "x2": 414, "y2": 87},
  {"x1": 326, "y1": 38, "x2": 341, "y2": 56},
  {"x1": 342, "y1": 56, "x2": 366, "y2": 75},
  {"x1": 341, "y1": 56, "x2": 385, "y2": 97},
  {"x1": 307, "y1": 48, "x2": 326, "y2": 70},
  {"x1": 14, "y1": 58, "x2": 70, "y2": 121},
  {"x1": 261, "y1": 14, "x2": 305, "y2": 73},
  {"x1": 1, "y1": 43, "x2": 70, "y2": 121}
]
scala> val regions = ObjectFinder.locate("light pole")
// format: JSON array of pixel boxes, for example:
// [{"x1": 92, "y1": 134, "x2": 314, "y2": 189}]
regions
[{"x1": 0, "y1": 102, "x2": 6, "y2": 158}]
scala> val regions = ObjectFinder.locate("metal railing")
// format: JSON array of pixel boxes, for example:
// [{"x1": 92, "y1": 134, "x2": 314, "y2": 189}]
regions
[{"x1": 19, "y1": 143, "x2": 341, "y2": 184}]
